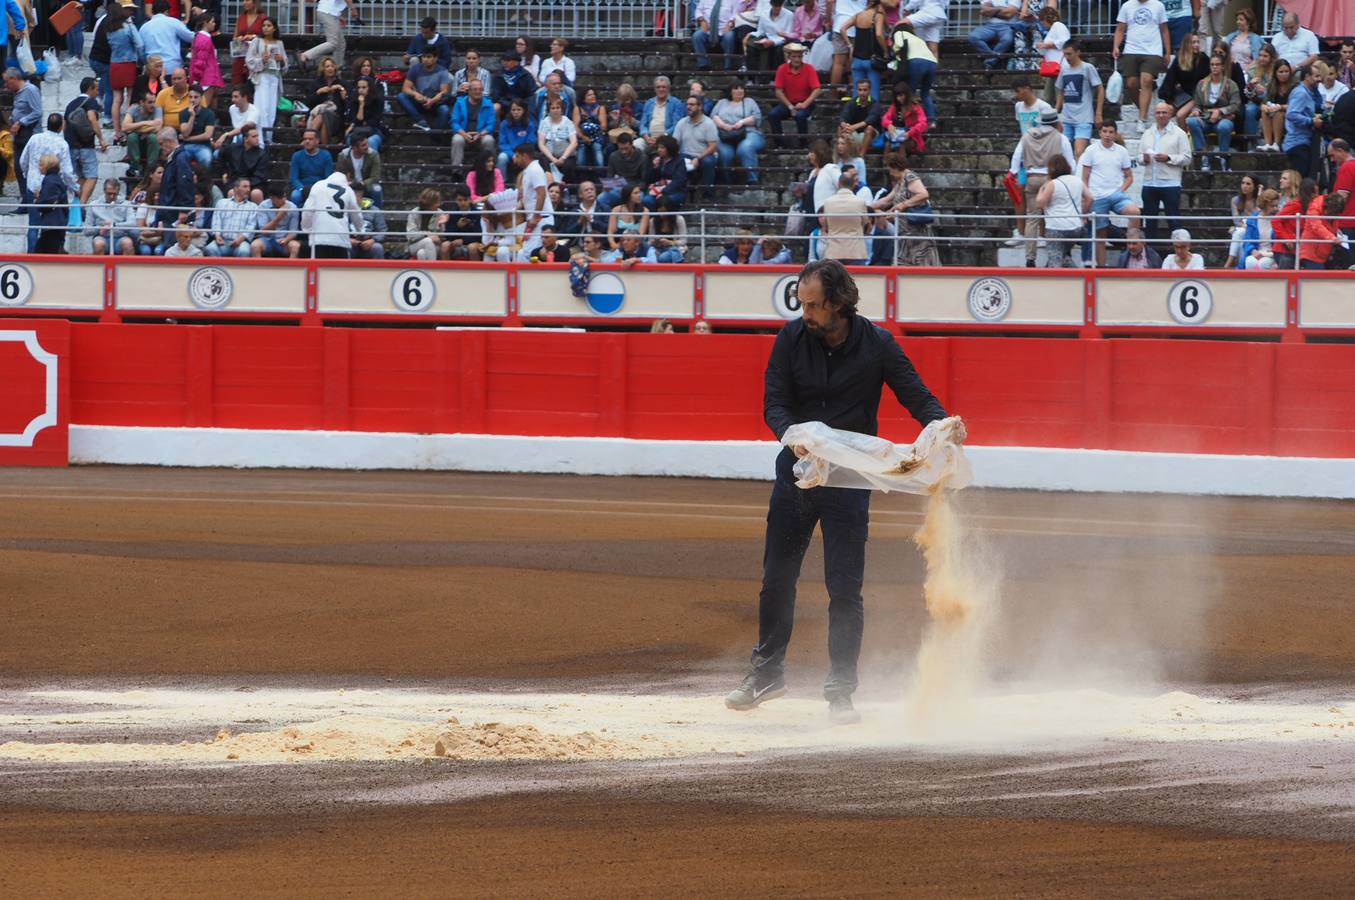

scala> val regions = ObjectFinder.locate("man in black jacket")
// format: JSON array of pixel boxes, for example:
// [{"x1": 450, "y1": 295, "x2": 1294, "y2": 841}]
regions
[
  {"x1": 156, "y1": 127, "x2": 197, "y2": 229},
  {"x1": 218, "y1": 123, "x2": 270, "y2": 191},
  {"x1": 726, "y1": 259, "x2": 949, "y2": 725}
]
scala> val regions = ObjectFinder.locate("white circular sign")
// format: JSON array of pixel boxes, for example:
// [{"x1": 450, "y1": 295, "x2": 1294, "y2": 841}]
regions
[
  {"x1": 0, "y1": 263, "x2": 35, "y2": 307},
  {"x1": 391, "y1": 269, "x2": 436, "y2": 313},
  {"x1": 771, "y1": 274, "x2": 800, "y2": 319},
  {"x1": 187, "y1": 266, "x2": 234, "y2": 310},
  {"x1": 967, "y1": 276, "x2": 1013, "y2": 322},
  {"x1": 1167, "y1": 280, "x2": 1213, "y2": 325}
]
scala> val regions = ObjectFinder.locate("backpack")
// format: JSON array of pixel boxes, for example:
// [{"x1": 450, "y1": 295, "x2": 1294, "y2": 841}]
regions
[
  {"x1": 65, "y1": 98, "x2": 96, "y2": 145},
  {"x1": 568, "y1": 259, "x2": 591, "y2": 298}
]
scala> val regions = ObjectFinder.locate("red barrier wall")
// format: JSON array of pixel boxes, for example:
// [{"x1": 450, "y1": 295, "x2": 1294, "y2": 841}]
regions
[
  {"x1": 65, "y1": 324, "x2": 1355, "y2": 458},
  {"x1": 0, "y1": 318, "x2": 70, "y2": 466}
]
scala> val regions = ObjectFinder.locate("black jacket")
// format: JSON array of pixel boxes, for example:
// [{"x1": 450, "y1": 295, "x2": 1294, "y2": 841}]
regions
[
  {"x1": 764, "y1": 316, "x2": 946, "y2": 441},
  {"x1": 219, "y1": 143, "x2": 270, "y2": 188}
]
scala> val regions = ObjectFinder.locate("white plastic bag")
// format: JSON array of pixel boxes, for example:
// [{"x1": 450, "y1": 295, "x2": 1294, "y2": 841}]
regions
[
  {"x1": 783, "y1": 418, "x2": 972, "y2": 494},
  {"x1": 806, "y1": 33, "x2": 834, "y2": 73},
  {"x1": 1105, "y1": 63, "x2": 1123, "y2": 104},
  {"x1": 41, "y1": 48, "x2": 61, "y2": 82},
  {"x1": 15, "y1": 38, "x2": 35, "y2": 75}
]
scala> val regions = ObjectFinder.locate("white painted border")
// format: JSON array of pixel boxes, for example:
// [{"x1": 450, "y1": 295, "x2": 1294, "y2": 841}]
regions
[
  {"x1": 0, "y1": 331, "x2": 58, "y2": 448},
  {"x1": 67, "y1": 426, "x2": 1355, "y2": 499}
]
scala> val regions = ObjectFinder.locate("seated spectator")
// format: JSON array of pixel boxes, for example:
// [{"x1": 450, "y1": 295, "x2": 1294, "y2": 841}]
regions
[
  {"x1": 692, "y1": 0, "x2": 738, "y2": 71},
  {"x1": 603, "y1": 233, "x2": 657, "y2": 264},
  {"x1": 134, "y1": 57, "x2": 168, "y2": 113},
  {"x1": 574, "y1": 86, "x2": 609, "y2": 169},
  {"x1": 289, "y1": 129, "x2": 335, "y2": 205},
  {"x1": 1239, "y1": 187, "x2": 1281, "y2": 270},
  {"x1": 1187, "y1": 54, "x2": 1241, "y2": 172},
  {"x1": 1222, "y1": 9, "x2": 1264, "y2": 69},
  {"x1": 1317, "y1": 61, "x2": 1350, "y2": 117},
  {"x1": 350, "y1": 185, "x2": 387, "y2": 259},
  {"x1": 452, "y1": 78, "x2": 498, "y2": 167},
  {"x1": 1260, "y1": 59, "x2": 1296, "y2": 151},
  {"x1": 536, "y1": 38, "x2": 577, "y2": 86},
  {"x1": 644, "y1": 135, "x2": 689, "y2": 210},
  {"x1": 214, "y1": 86, "x2": 262, "y2": 152},
  {"x1": 400, "y1": 49, "x2": 454, "y2": 132},
  {"x1": 219, "y1": 123, "x2": 269, "y2": 190},
  {"x1": 673, "y1": 95, "x2": 718, "y2": 198},
  {"x1": 491, "y1": 52, "x2": 537, "y2": 115},
  {"x1": 650, "y1": 196, "x2": 688, "y2": 262},
  {"x1": 834, "y1": 133, "x2": 869, "y2": 191},
  {"x1": 532, "y1": 72, "x2": 575, "y2": 126},
  {"x1": 405, "y1": 17, "x2": 452, "y2": 69},
  {"x1": 134, "y1": 186, "x2": 164, "y2": 256},
  {"x1": 1112, "y1": 227, "x2": 1162, "y2": 268},
  {"x1": 1162, "y1": 228, "x2": 1205, "y2": 269},
  {"x1": 205, "y1": 177, "x2": 258, "y2": 257},
  {"x1": 840, "y1": 78, "x2": 883, "y2": 153},
  {"x1": 768, "y1": 42, "x2": 821, "y2": 142},
  {"x1": 336, "y1": 129, "x2": 382, "y2": 206},
  {"x1": 188, "y1": 12, "x2": 226, "y2": 111},
  {"x1": 1160, "y1": 33, "x2": 1208, "y2": 128},
  {"x1": 568, "y1": 180, "x2": 605, "y2": 237},
  {"x1": 252, "y1": 182, "x2": 301, "y2": 257},
  {"x1": 538, "y1": 96, "x2": 578, "y2": 183},
  {"x1": 744, "y1": 0, "x2": 794, "y2": 80},
  {"x1": 607, "y1": 182, "x2": 651, "y2": 249},
  {"x1": 572, "y1": 232, "x2": 606, "y2": 263},
  {"x1": 515, "y1": 36, "x2": 543, "y2": 77},
  {"x1": 406, "y1": 188, "x2": 447, "y2": 260},
  {"x1": 694, "y1": 320, "x2": 714, "y2": 333},
  {"x1": 165, "y1": 223, "x2": 204, "y2": 257},
  {"x1": 650, "y1": 319, "x2": 675, "y2": 333},
  {"x1": 525, "y1": 225, "x2": 572, "y2": 262},
  {"x1": 345, "y1": 76, "x2": 387, "y2": 151},
  {"x1": 156, "y1": 67, "x2": 193, "y2": 132},
  {"x1": 1242, "y1": 43, "x2": 1276, "y2": 143},
  {"x1": 1271, "y1": 172, "x2": 1311, "y2": 269},
  {"x1": 608, "y1": 82, "x2": 641, "y2": 144},
  {"x1": 122, "y1": 92, "x2": 162, "y2": 180},
  {"x1": 1269, "y1": 13, "x2": 1319, "y2": 70},
  {"x1": 306, "y1": 58, "x2": 349, "y2": 146},
  {"x1": 452, "y1": 49, "x2": 489, "y2": 100},
  {"x1": 599, "y1": 132, "x2": 650, "y2": 209},
  {"x1": 882, "y1": 82, "x2": 928, "y2": 156},
  {"x1": 714, "y1": 80, "x2": 766, "y2": 185},
  {"x1": 176, "y1": 84, "x2": 217, "y2": 171},
  {"x1": 1299, "y1": 193, "x2": 1346, "y2": 270},
  {"x1": 969, "y1": 0, "x2": 1024, "y2": 71},
  {"x1": 87, "y1": 178, "x2": 135, "y2": 255},
  {"x1": 1223, "y1": 173, "x2": 1262, "y2": 268},
  {"x1": 467, "y1": 152, "x2": 505, "y2": 205},
  {"x1": 496, "y1": 99, "x2": 537, "y2": 177},
  {"x1": 440, "y1": 185, "x2": 486, "y2": 260},
  {"x1": 638, "y1": 76, "x2": 685, "y2": 154}
]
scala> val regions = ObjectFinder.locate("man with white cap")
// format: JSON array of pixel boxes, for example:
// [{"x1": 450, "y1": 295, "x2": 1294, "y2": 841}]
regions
[{"x1": 1161, "y1": 228, "x2": 1205, "y2": 268}]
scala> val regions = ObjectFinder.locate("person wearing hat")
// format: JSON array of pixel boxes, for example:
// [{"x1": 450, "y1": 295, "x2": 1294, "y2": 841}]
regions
[
  {"x1": 1008, "y1": 109, "x2": 1075, "y2": 266},
  {"x1": 1162, "y1": 228, "x2": 1205, "y2": 269},
  {"x1": 767, "y1": 41, "x2": 821, "y2": 142},
  {"x1": 491, "y1": 50, "x2": 537, "y2": 112}
]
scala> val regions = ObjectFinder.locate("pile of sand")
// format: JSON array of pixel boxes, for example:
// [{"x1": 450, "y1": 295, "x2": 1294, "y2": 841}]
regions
[{"x1": 0, "y1": 713, "x2": 665, "y2": 764}]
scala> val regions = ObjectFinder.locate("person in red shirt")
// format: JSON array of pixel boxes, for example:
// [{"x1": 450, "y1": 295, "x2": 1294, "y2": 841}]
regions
[
  {"x1": 768, "y1": 42, "x2": 822, "y2": 142},
  {"x1": 1299, "y1": 193, "x2": 1347, "y2": 269},
  {"x1": 1327, "y1": 138, "x2": 1355, "y2": 267},
  {"x1": 1271, "y1": 174, "x2": 1316, "y2": 269}
]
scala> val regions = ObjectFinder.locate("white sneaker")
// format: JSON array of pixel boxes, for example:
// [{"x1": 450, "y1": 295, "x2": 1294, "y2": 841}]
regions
[{"x1": 1003, "y1": 229, "x2": 1023, "y2": 247}]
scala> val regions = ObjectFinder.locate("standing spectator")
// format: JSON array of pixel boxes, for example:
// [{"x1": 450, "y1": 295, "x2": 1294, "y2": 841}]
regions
[
  {"x1": 245, "y1": 18, "x2": 285, "y2": 142},
  {"x1": 155, "y1": 67, "x2": 192, "y2": 132},
  {"x1": 599, "y1": 132, "x2": 649, "y2": 209},
  {"x1": 573, "y1": 86, "x2": 608, "y2": 170},
  {"x1": 638, "y1": 75, "x2": 684, "y2": 154},
  {"x1": 1284, "y1": 64, "x2": 1324, "y2": 179},
  {"x1": 1013, "y1": 75, "x2": 1053, "y2": 135},
  {"x1": 452, "y1": 77, "x2": 497, "y2": 166},
  {"x1": 644, "y1": 135, "x2": 688, "y2": 210},
  {"x1": 1161, "y1": 228, "x2": 1204, "y2": 268},
  {"x1": 65, "y1": 76, "x2": 107, "y2": 207},
  {"x1": 122, "y1": 92, "x2": 161, "y2": 179},
  {"x1": 1339, "y1": 41, "x2": 1355, "y2": 92},
  {"x1": 874, "y1": 150, "x2": 939, "y2": 265},
  {"x1": 205, "y1": 176, "x2": 257, "y2": 256},
  {"x1": 714, "y1": 80, "x2": 765, "y2": 185},
  {"x1": 34, "y1": 156, "x2": 69, "y2": 254},
  {"x1": 1035, "y1": 155, "x2": 1087, "y2": 267},
  {"x1": 536, "y1": 38, "x2": 576, "y2": 86},
  {"x1": 969, "y1": 0, "x2": 1024, "y2": 71},
  {"x1": 405, "y1": 187, "x2": 445, "y2": 260},
  {"x1": 19, "y1": 115, "x2": 78, "y2": 253},
  {"x1": 1113, "y1": 228, "x2": 1163, "y2": 267},
  {"x1": 400, "y1": 48, "x2": 453, "y2": 132},
  {"x1": 1009, "y1": 109, "x2": 1075, "y2": 265},
  {"x1": 820, "y1": 172, "x2": 871, "y2": 264},
  {"x1": 1260, "y1": 59, "x2": 1295, "y2": 152},
  {"x1": 140, "y1": 0, "x2": 192, "y2": 72},
  {"x1": 289, "y1": 129, "x2": 334, "y2": 205},
  {"x1": 1269, "y1": 13, "x2": 1319, "y2": 70},
  {"x1": 881, "y1": 82, "x2": 928, "y2": 156},
  {"x1": 1187, "y1": 54, "x2": 1240, "y2": 171},
  {"x1": 1034, "y1": 6, "x2": 1069, "y2": 105},
  {"x1": 840, "y1": 77, "x2": 883, "y2": 152},
  {"x1": 649, "y1": 196, "x2": 687, "y2": 262},
  {"x1": 1328, "y1": 139, "x2": 1355, "y2": 263},
  {"x1": 177, "y1": 84, "x2": 217, "y2": 171},
  {"x1": 345, "y1": 74, "x2": 385, "y2": 151},
  {"x1": 692, "y1": 0, "x2": 737, "y2": 71},
  {"x1": 156, "y1": 127, "x2": 195, "y2": 229},
  {"x1": 744, "y1": 0, "x2": 794, "y2": 79},
  {"x1": 1111, "y1": 0, "x2": 1170, "y2": 125},
  {"x1": 251, "y1": 182, "x2": 300, "y2": 258},
  {"x1": 1332, "y1": 89, "x2": 1355, "y2": 147},
  {"x1": 515, "y1": 143, "x2": 555, "y2": 259},
  {"x1": 1160, "y1": 32, "x2": 1207, "y2": 127},
  {"x1": 306, "y1": 57, "x2": 349, "y2": 146},
  {"x1": 7, "y1": 69, "x2": 40, "y2": 212},
  {"x1": 898, "y1": 0, "x2": 948, "y2": 60},
  {"x1": 1317, "y1": 62, "x2": 1350, "y2": 118},
  {"x1": 673, "y1": 95, "x2": 718, "y2": 198},
  {"x1": 218, "y1": 122, "x2": 268, "y2": 188},
  {"x1": 89, "y1": 5, "x2": 115, "y2": 126},
  {"x1": 1242, "y1": 43, "x2": 1275, "y2": 145},
  {"x1": 301, "y1": 170, "x2": 362, "y2": 258},
  {"x1": 1161, "y1": 0, "x2": 1195, "y2": 57},
  {"x1": 768, "y1": 43, "x2": 821, "y2": 143},
  {"x1": 1057, "y1": 38, "x2": 1103, "y2": 157},
  {"x1": 537, "y1": 96, "x2": 578, "y2": 182},
  {"x1": 607, "y1": 183, "x2": 650, "y2": 249},
  {"x1": 335, "y1": 129, "x2": 381, "y2": 206},
  {"x1": 188, "y1": 13, "x2": 225, "y2": 111},
  {"x1": 404, "y1": 16, "x2": 451, "y2": 69},
  {"x1": 1198, "y1": 0, "x2": 1231, "y2": 53},
  {"x1": 842, "y1": 0, "x2": 887, "y2": 101},
  {"x1": 452, "y1": 48, "x2": 489, "y2": 98},
  {"x1": 300, "y1": 0, "x2": 357, "y2": 71},
  {"x1": 232, "y1": 0, "x2": 266, "y2": 87},
  {"x1": 106, "y1": 7, "x2": 142, "y2": 145},
  {"x1": 1221, "y1": 9, "x2": 1262, "y2": 69},
  {"x1": 87, "y1": 178, "x2": 135, "y2": 255},
  {"x1": 829, "y1": 0, "x2": 865, "y2": 88},
  {"x1": 1081, "y1": 120, "x2": 1140, "y2": 266},
  {"x1": 1139, "y1": 100, "x2": 1192, "y2": 243},
  {"x1": 490, "y1": 51, "x2": 536, "y2": 114},
  {"x1": 214, "y1": 86, "x2": 261, "y2": 150},
  {"x1": 496, "y1": 98, "x2": 536, "y2": 176},
  {"x1": 891, "y1": 23, "x2": 939, "y2": 122}
]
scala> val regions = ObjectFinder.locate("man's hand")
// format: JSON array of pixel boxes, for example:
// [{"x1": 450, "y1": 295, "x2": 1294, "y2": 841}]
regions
[{"x1": 791, "y1": 444, "x2": 810, "y2": 458}]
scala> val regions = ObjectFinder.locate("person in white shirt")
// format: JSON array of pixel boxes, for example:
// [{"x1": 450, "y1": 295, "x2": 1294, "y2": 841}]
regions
[
  {"x1": 745, "y1": 0, "x2": 795, "y2": 75},
  {"x1": 206, "y1": 177, "x2": 260, "y2": 257},
  {"x1": 301, "y1": 169, "x2": 363, "y2": 258},
  {"x1": 86, "y1": 178, "x2": 135, "y2": 255},
  {"x1": 213, "y1": 86, "x2": 262, "y2": 151},
  {"x1": 1162, "y1": 227, "x2": 1205, "y2": 268},
  {"x1": 1035, "y1": 6, "x2": 1070, "y2": 104},
  {"x1": 300, "y1": 0, "x2": 358, "y2": 70},
  {"x1": 1080, "y1": 120, "x2": 1140, "y2": 266},
  {"x1": 1317, "y1": 61, "x2": 1350, "y2": 115},
  {"x1": 830, "y1": 0, "x2": 865, "y2": 87},
  {"x1": 1269, "y1": 13, "x2": 1319, "y2": 69},
  {"x1": 1035, "y1": 155, "x2": 1088, "y2": 267},
  {"x1": 1112, "y1": 0, "x2": 1171, "y2": 122},
  {"x1": 692, "y1": 0, "x2": 738, "y2": 71},
  {"x1": 536, "y1": 38, "x2": 577, "y2": 86},
  {"x1": 164, "y1": 224, "x2": 205, "y2": 257},
  {"x1": 515, "y1": 143, "x2": 555, "y2": 258},
  {"x1": 1009, "y1": 110, "x2": 1076, "y2": 264},
  {"x1": 1138, "y1": 101, "x2": 1193, "y2": 244},
  {"x1": 899, "y1": 0, "x2": 950, "y2": 57},
  {"x1": 1013, "y1": 76, "x2": 1054, "y2": 135}
]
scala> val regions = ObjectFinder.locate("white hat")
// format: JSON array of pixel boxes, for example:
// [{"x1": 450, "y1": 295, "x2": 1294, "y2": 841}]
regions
[
  {"x1": 488, "y1": 189, "x2": 519, "y2": 212},
  {"x1": 1170, "y1": 228, "x2": 1191, "y2": 242}
]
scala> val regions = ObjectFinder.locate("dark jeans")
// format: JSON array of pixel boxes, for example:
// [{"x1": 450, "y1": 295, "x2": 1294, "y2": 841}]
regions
[
  {"x1": 768, "y1": 102, "x2": 813, "y2": 136},
  {"x1": 1286, "y1": 141, "x2": 1314, "y2": 180},
  {"x1": 1140, "y1": 185, "x2": 1181, "y2": 245},
  {"x1": 752, "y1": 447, "x2": 870, "y2": 700},
  {"x1": 314, "y1": 244, "x2": 350, "y2": 259}
]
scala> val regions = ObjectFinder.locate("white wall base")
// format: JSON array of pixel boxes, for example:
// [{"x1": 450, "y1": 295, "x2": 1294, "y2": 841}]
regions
[{"x1": 68, "y1": 425, "x2": 1355, "y2": 499}]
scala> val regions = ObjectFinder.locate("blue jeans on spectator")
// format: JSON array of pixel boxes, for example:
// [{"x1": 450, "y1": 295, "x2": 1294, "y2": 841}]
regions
[
  {"x1": 1166, "y1": 15, "x2": 1192, "y2": 53},
  {"x1": 642, "y1": 190, "x2": 684, "y2": 210},
  {"x1": 346, "y1": 130, "x2": 383, "y2": 152},
  {"x1": 906, "y1": 59, "x2": 938, "y2": 122},
  {"x1": 597, "y1": 188, "x2": 621, "y2": 211},
  {"x1": 1188, "y1": 115, "x2": 1234, "y2": 153},
  {"x1": 66, "y1": 23, "x2": 85, "y2": 59},
  {"x1": 90, "y1": 59, "x2": 113, "y2": 121},
  {"x1": 397, "y1": 93, "x2": 451, "y2": 129},
  {"x1": 693, "y1": 26, "x2": 736, "y2": 69},
  {"x1": 1139, "y1": 185, "x2": 1181, "y2": 244},
  {"x1": 717, "y1": 130, "x2": 766, "y2": 183},
  {"x1": 206, "y1": 240, "x2": 252, "y2": 257},
  {"x1": 180, "y1": 142, "x2": 214, "y2": 171},
  {"x1": 768, "y1": 103, "x2": 813, "y2": 137},
  {"x1": 577, "y1": 140, "x2": 605, "y2": 169},
  {"x1": 968, "y1": 21, "x2": 1015, "y2": 67},
  {"x1": 1243, "y1": 102, "x2": 1261, "y2": 137},
  {"x1": 655, "y1": 246, "x2": 685, "y2": 263},
  {"x1": 851, "y1": 58, "x2": 880, "y2": 101},
  {"x1": 683, "y1": 153, "x2": 716, "y2": 188}
]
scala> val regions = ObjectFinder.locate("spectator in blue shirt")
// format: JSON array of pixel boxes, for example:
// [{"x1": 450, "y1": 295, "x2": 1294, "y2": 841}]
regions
[
  {"x1": 289, "y1": 129, "x2": 336, "y2": 204},
  {"x1": 638, "y1": 76, "x2": 686, "y2": 154},
  {"x1": 399, "y1": 49, "x2": 454, "y2": 131},
  {"x1": 495, "y1": 98, "x2": 536, "y2": 175},
  {"x1": 451, "y1": 77, "x2": 498, "y2": 166},
  {"x1": 139, "y1": 0, "x2": 194, "y2": 73},
  {"x1": 404, "y1": 17, "x2": 453, "y2": 69},
  {"x1": 5, "y1": 68, "x2": 41, "y2": 206},
  {"x1": 1284, "y1": 64, "x2": 1324, "y2": 178},
  {"x1": 531, "y1": 71, "x2": 575, "y2": 124},
  {"x1": 0, "y1": 0, "x2": 25, "y2": 67}
]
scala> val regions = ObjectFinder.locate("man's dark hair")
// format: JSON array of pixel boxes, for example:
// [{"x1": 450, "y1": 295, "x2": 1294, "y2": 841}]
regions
[
  {"x1": 46, "y1": 112, "x2": 63, "y2": 132},
  {"x1": 1064, "y1": 37, "x2": 1083, "y2": 54},
  {"x1": 616, "y1": 131, "x2": 634, "y2": 145},
  {"x1": 1330, "y1": 138, "x2": 1351, "y2": 154},
  {"x1": 420, "y1": 16, "x2": 437, "y2": 29},
  {"x1": 798, "y1": 259, "x2": 859, "y2": 318},
  {"x1": 514, "y1": 143, "x2": 537, "y2": 159},
  {"x1": 350, "y1": 127, "x2": 373, "y2": 144},
  {"x1": 1011, "y1": 76, "x2": 1032, "y2": 91},
  {"x1": 448, "y1": 183, "x2": 471, "y2": 200},
  {"x1": 152, "y1": 0, "x2": 170, "y2": 14},
  {"x1": 1296, "y1": 64, "x2": 1313, "y2": 80},
  {"x1": 80, "y1": 76, "x2": 98, "y2": 93},
  {"x1": 267, "y1": 182, "x2": 285, "y2": 198},
  {"x1": 1099, "y1": 119, "x2": 1118, "y2": 131}
]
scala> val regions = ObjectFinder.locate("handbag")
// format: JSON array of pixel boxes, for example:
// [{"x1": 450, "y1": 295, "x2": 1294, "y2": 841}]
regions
[
  {"x1": 905, "y1": 202, "x2": 935, "y2": 227},
  {"x1": 49, "y1": 1, "x2": 83, "y2": 35},
  {"x1": 1039, "y1": 59, "x2": 1061, "y2": 78}
]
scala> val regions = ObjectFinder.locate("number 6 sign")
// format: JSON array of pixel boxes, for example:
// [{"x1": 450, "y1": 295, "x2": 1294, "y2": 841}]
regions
[
  {"x1": 0, "y1": 264, "x2": 35, "y2": 307},
  {"x1": 1167, "y1": 280, "x2": 1213, "y2": 325},
  {"x1": 391, "y1": 270, "x2": 436, "y2": 313}
]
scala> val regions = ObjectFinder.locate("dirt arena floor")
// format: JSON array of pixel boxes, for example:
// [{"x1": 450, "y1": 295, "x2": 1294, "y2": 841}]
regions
[{"x1": 2, "y1": 466, "x2": 1354, "y2": 898}]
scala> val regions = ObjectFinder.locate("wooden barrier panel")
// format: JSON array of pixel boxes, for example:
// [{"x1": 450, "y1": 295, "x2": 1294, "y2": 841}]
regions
[
  {"x1": 0, "y1": 318, "x2": 70, "y2": 466},
  {"x1": 517, "y1": 267, "x2": 695, "y2": 319},
  {"x1": 1297, "y1": 278, "x2": 1355, "y2": 330},
  {"x1": 897, "y1": 273, "x2": 1084, "y2": 325},
  {"x1": 1096, "y1": 274, "x2": 1288, "y2": 328},
  {"x1": 317, "y1": 265, "x2": 508, "y2": 317},
  {"x1": 116, "y1": 260, "x2": 308, "y2": 314},
  {"x1": 0, "y1": 260, "x2": 104, "y2": 312}
]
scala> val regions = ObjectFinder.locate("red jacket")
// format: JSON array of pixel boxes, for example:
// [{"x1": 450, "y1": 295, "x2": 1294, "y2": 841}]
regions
[{"x1": 881, "y1": 103, "x2": 928, "y2": 153}]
